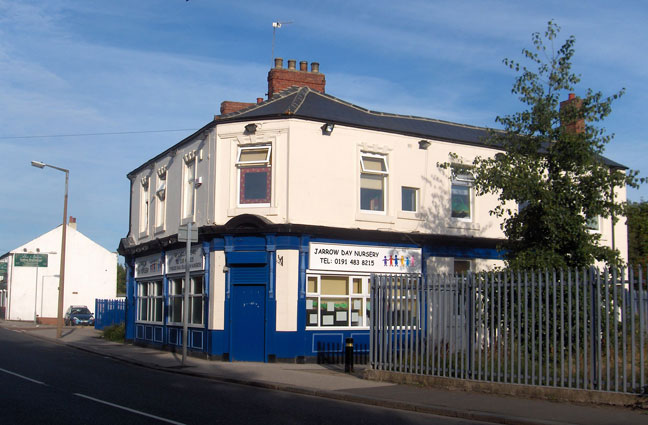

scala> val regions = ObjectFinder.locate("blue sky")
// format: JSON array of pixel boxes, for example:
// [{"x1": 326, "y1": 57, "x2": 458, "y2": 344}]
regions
[{"x1": 1, "y1": 0, "x2": 647, "y2": 256}]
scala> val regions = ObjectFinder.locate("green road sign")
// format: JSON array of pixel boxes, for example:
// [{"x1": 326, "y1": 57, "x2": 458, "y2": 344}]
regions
[
  {"x1": 0, "y1": 262, "x2": 7, "y2": 272},
  {"x1": 14, "y1": 253, "x2": 48, "y2": 267}
]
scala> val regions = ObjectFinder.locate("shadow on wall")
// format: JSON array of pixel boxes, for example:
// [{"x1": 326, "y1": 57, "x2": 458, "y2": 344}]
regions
[{"x1": 413, "y1": 169, "x2": 496, "y2": 238}]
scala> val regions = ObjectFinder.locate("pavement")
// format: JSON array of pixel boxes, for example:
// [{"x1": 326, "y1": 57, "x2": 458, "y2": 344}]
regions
[{"x1": 1, "y1": 321, "x2": 646, "y2": 425}]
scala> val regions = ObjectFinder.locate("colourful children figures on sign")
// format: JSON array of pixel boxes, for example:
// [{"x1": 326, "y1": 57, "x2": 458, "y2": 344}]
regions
[{"x1": 382, "y1": 254, "x2": 415, "y2": 268}]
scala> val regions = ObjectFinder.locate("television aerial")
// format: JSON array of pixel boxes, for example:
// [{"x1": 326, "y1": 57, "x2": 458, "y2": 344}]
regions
[{"x1": 272, "y1": 21, "x2": 293, "y2": 66}]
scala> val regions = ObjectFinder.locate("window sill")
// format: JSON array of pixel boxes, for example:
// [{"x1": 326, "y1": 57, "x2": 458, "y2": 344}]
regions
[
  {"x1": 166, "y1": 322, "x2": 206, "y2": 328},
  {"x1": 138, "y1": 230, "x2": 149, "y2": 239},
  {"x1": 180, "y1": 216, "x2": 195, "y2": 226},
  {"x1": 355, "y1": 212, "x2": 395, "y2": 224},
  {"x1": 154, "y1": 224, "x2": 166, "y2": 234},
  {"x1": 447, "y1": 220, "x2": 480, "y2": 231},
  {"x1": 306, "y1": 326, "x2": 370, "y2": 331},
  {"x1": 135, "y1": 320, "x2": 163, "y2": 325},
  {"x1": 228, "y1": 206, "x2": 278, "y2": 216},
  {"x1": 397, "y1": 211, "x2": 423, "y2": 221}
]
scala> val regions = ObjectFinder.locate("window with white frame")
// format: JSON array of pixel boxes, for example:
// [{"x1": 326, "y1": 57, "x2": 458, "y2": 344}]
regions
[
  {"x1": 137, "y1": 280, "x2": 163, "y2": 323},
  {"x1": 168, "y1": 276, "x2": 205, "y2": 326},
  {"x1": 586, "y1": 215, "x2": 600, "y2": 231},
  {"x1": 360, "y1": 153, "x2": 388, "y2": 212},
  {"x1": 139, "y1": 177, "x2": 149, "y2": 234},
  {"x1": 236, "y1": 145, "x2": 271, "y2": 205},
  {"x1": 453, "y1": 259, "x2": 471, "y2": 275},
  {"x1": 401, "y1": 187, "x2": 418, "y2": 212},
  {"x1": 451, "y1": 167, "x2": 473, "y2": 220},
  {"x1": 306, "y1": 275, "x2": 370, "y2": 328},
  {"x1": 182, "y1": 158, "x2": 196, "y2": 219}
]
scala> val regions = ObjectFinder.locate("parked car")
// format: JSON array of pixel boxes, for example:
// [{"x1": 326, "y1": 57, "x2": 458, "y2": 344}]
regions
[{"x1": 64, "y1": 305, "x2": 95, "y2": 326}]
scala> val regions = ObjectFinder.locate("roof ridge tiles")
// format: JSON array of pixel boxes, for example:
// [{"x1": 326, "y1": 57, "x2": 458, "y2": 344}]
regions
[
  {"x1": 287, "y1": 86, "x2": 311, "y2": 113},
  {"x1": 219, "y1": 86, "x2": 302, "y2": 119},
  {"x1": 301, "y1": 87, "x2": 495, "y2": 133}
]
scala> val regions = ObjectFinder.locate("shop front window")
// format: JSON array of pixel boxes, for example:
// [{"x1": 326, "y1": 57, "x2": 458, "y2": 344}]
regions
[
  {"x1": 168, "y1": 276, "x2": 204, "y2": 326},
  {"x1": 137, "y1": 280, "x2": 163, "y2": 323},
  {"x1": 306, "y1": 275, "x2": 370, "y2": 328}
]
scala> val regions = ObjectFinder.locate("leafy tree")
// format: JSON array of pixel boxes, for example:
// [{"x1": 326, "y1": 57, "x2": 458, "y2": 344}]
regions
[
  {"x1": 626, "y1": 201, "x2": 648, "y2": 266},
  {"x1": 116, "y1": 263, "x2": 126, "y2": 295},
  {"x1": 469, "y1": 21, "x2": 640, "y2": 270}
]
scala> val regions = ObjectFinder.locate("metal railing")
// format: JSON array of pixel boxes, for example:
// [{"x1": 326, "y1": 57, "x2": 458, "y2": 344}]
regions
[
  {"x1": 370, "y1": 267, "x2": 648, "y2": 394},
  {"x1": 95, "y1": 298, "x2": 126, "y2": 330}
]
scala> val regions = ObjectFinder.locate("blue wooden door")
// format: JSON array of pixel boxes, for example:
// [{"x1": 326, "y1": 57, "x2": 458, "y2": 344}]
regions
[{"x1": 231, "y1": 284, "x2": 265, "y2": 361}]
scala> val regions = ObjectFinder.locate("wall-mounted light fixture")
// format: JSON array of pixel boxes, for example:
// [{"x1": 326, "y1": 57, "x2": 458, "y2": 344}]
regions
[
  {"x1": 321, "y1": 122, "x2": 335, "y2": 135},
  {"x1": 244, "y1": 123, "x2": 257, "y2": 134},
  {"x1": 418, "y1": 140, "x2": 431, "y2": 150}
]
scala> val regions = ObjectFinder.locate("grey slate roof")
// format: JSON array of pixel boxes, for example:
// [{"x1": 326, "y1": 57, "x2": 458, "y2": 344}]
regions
[
  {"x1": 128, "y1": 85, "x2": 626, "y2": 177},
  {"x1": 221, "y1": 86, "x2": 492, "y2": 146},
  {"x1": 219, "y1": 86, "x2": 626, "y2": 169}
]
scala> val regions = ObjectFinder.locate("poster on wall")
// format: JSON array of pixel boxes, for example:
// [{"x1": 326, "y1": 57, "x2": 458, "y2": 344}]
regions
[
  {"x1": 134, "y1": 253, "x2": 164, "y2": 278},
  {"x1": 165, "y1": 246, "x2": 204, "y2": 274},
  {"x1": 309, "y1": 242, "x2": 422, "y2": 274}
]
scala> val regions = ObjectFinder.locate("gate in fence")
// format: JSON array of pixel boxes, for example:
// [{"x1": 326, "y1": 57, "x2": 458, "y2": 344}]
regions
[
  {"x1": 370, "y1": 268, "x2": 648, "y2": 394},
  {"x1": 95, "y1": 298, "x2": 126, "y2": 330}
]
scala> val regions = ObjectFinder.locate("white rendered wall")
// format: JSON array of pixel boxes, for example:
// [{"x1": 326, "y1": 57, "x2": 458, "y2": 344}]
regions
[
  {"x1": 209, "y1": 250, "x2": 226, "y2": 330},
  {"x1": 275, "y1": 249, "x2": 299, "y2": 331},
  {"x1": 128, "y1": 118, "x2": 628, "y2": 264}
]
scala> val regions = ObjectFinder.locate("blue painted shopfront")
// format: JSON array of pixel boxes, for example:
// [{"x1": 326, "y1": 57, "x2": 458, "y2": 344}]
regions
[{"x1": 126, "y1": 233, "x2": 502, "y2": 362}]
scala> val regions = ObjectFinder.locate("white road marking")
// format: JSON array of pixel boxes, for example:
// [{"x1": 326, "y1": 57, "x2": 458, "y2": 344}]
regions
[
  {"x1": 0, "y1": 367, "x2": 46, "y2": 385},
  {"x1": 74, "y1": 393, "x2": 187, "y2": 425}
]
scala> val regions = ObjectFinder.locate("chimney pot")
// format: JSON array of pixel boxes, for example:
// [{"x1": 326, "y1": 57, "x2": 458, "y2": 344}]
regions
[
  {"x1": 274, "y1": 58, "x2": 283, "y2": 69},
  {"x1": 257, "y1": 97, "x2": 263, "y2": 104},
  {"x1": 299, "y1": 61, "x2": 308, "y2": 71},
  {"x1": 267, "y1": 60, "x2": 325, "y2": 97},
  {"x1": 568, "y1": 92, "x2": 576, "y2": 100}
]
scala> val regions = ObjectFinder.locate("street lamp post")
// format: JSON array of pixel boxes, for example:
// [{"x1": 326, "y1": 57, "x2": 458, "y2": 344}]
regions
[{"x1": 31, "y1": 160, "x2": 69, "y2": 338}]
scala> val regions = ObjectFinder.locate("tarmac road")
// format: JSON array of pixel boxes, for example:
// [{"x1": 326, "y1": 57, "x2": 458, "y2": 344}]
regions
[{"x1": 0, "y1": 327, "x2": 490, "y2": 425}]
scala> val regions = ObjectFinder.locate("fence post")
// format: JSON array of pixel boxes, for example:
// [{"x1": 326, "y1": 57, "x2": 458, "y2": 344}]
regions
[
  {"x1": 589, "y1": 266, "x2": 599, "y2": 390},
  {"x1": 468, "y1": 272, "x2": 474, "y2": 379}
]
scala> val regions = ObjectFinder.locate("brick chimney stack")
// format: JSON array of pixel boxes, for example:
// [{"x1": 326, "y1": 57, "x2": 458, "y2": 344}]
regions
[
  {"x1": 560, "y1": 93, "x2": 585, "y2": 134},
  {"x1": 267, "y1": 58, "x2": 326, "y2": 98}
]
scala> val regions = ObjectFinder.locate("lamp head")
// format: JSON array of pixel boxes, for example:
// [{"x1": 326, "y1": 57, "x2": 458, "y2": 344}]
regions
[
  {"x1": 321, "y1": 123, "x2": 335, "y2": 135},
  {"x1": 244, "y1": 123, "x2": 257, "y2": 134},
  {"x1": 31, "y1": 160, "x2": 46, "y2": 169}
]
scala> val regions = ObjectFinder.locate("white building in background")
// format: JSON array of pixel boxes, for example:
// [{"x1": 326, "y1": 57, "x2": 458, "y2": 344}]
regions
[{"x1": 0, "y1": 217, "x2": 117, "y2": 323}]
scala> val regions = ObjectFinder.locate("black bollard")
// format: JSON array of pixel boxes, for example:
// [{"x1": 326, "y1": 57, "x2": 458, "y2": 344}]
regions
[{"x1": 344, "y1": 337, "x2": 354, "y2": 373}]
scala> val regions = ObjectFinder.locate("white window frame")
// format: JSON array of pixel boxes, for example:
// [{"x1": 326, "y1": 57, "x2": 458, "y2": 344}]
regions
[
  {"x1": 182, "y1": 158, "x2": 196, "y2": 220},
  {"x1": 237, "y1": 145, "x2": 272, "y2": 165},
  {"x1": 401, "y1": 186, "x2": 419, "y2": 212},
  {"x1": 136, "y1": 280, "x2": 163, "y2": 323},
  {"x1": 451, "y1": 168, "x2": 474, "y2": 222},
  {"x1": 453, "y1": 259, "x2": 472, "y2": 275},
  {"x1": 306, "y1": 274, "x2": 371, "y2": 329},
  {"x1": 167, "y1": 275, "x2": 205, "y2": 327},
  {"x1": 360, "y1": 152, "x2": 388, "y2": 214},
  {"x1": 586, "y1": 215, "x2": 600, "y2": 232},
  {"x1": 236, "y1": 145, "x2": 272, "y2": 207}
]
